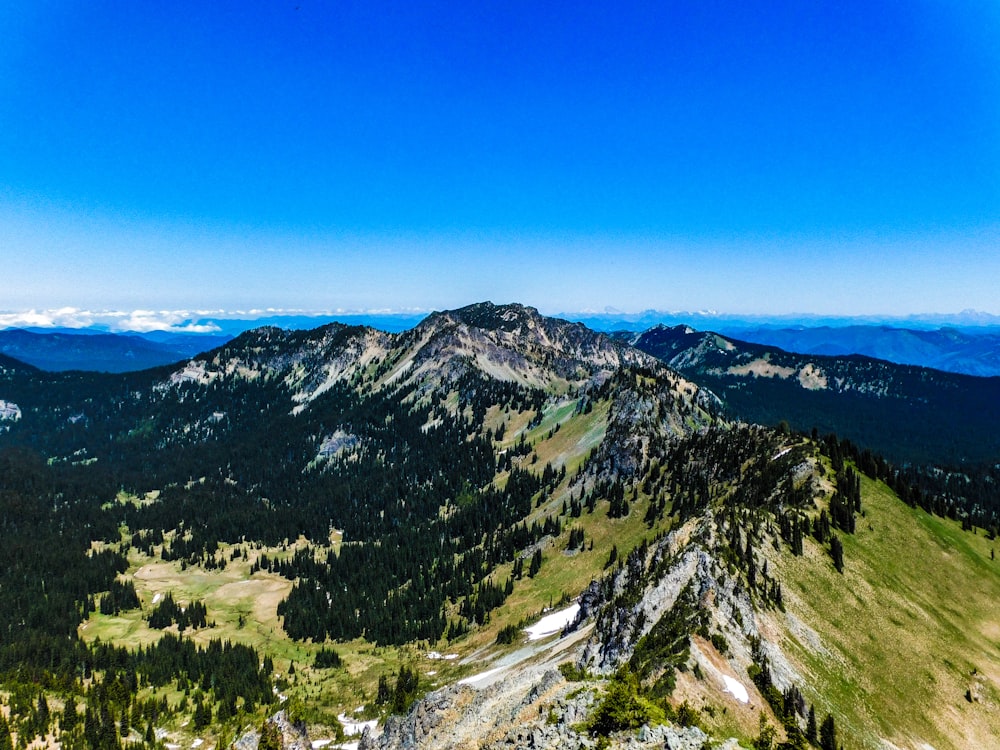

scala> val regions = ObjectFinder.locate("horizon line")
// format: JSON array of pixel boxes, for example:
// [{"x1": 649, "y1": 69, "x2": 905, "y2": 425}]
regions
[{"x1": 2, "y1": 305, "x2": 1000, "y2": 336}]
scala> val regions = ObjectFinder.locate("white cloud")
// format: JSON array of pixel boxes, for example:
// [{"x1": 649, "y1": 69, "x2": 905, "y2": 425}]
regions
[
  {"x1": 0, "y1": 306, "x2": 432, "y2": 334},
  {"x1": 0, "y1": 308, "x2": 221, "y2": 334}
]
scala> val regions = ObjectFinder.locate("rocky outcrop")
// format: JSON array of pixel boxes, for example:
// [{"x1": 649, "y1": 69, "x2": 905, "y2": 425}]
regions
[
  {"x1": 359, "y1": 659, "x2": 718, "y2": 750},
  {"x1": 230, "y1": 710, "x2": 311, "y2": 750}
]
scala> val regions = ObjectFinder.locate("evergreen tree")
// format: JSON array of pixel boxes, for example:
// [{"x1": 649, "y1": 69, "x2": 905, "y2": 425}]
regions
[
  {"x1": 259, "y1": 720, "x2": 282, "y2": 750},
  {"x1": 819, "y1": 714, "x2": 837, "y2": 750},
  {"x1": 62, "y1": 695, "x2": 79, "y2": 733},
  {"x1": 192, "y1": 700, "x2": 212, "y2": 731},
  {"x1": 830, "y1": 535, "x2": 844, "y2": 573},
  {"x1": 376, "y1": 675, "x2": 392, "y2": 705},
  {"x1": 806, "y1": 705, "x2": 817, "y2": 744},
  {"x1": 391, "y1": 666, "x2": 420, "y2": 714},
  {"x1": 0, "y1": 715, "x2": 12, "y2": 750},
  {"x1": 528, "y1": 549, "x2": 543, "y2": 578},
  {"x1": 35, "y1": 694, "x2": 50, "y2": 738},
  {"x1": 753, "y1": 714, "x2": 775, "y2": 750}
]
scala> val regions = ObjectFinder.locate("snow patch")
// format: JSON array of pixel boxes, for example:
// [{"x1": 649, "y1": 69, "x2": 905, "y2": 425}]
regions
[
  {"x1": 722, "y1": 675, "x2": 749, "y2": 703},
  {"x1": 457, "y1": 665, "x2": 507, "y2": 688},
  {"x1": 524, "y1": 603, "x2": 580, "y2": 641},
  {"x1": 337, "y1": 714, "x2": 377, "y2": 736},
  {"x1": 152, "y1": 592, "x2": 162, "y2": 605}
]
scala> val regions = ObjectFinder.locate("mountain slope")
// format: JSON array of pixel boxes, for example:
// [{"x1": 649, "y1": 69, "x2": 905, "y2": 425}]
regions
[
  {"x1": 0, "y1": 303, "x2": 717, "y2": 736},
  {"x1": 624, "y1": 324, "x2": 1000, "y2": 466},
  {"x1": 361, "y1": 431, "x2": 1000, "y2": 750}
]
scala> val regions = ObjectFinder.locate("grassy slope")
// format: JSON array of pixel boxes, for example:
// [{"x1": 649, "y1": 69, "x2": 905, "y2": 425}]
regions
[{"x1": 775, "y1": 475, "x2": 1000, "y2": 749}]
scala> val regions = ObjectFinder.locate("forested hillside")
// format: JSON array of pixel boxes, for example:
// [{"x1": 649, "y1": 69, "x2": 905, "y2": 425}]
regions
[
  {"x1": 624, "y1": 324, "x2": 1000, "y2": 468},
  {"x1": 0, "y1": 303, "x2": 997, "y2": 749}
]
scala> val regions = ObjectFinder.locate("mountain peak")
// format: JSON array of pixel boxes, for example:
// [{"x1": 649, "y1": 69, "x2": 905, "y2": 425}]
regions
[{"x1": 432, "y1": 301, "x2": 545, "y2": 332}]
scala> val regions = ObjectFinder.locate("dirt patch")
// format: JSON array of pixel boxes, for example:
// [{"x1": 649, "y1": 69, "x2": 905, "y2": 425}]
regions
[
  {"x1": 797, "y1": 363, "x2": 828, "y2": 390},
  {"x1": 727, "y1": 358, "x2": 796, "y2": 380}
]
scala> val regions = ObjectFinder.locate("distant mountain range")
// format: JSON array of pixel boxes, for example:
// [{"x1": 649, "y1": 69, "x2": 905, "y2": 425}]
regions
[
  {"x1": 568, "y1": 315, "x2": 1000, "y2": 378},
  {"x1": 565, "y1": 308, "x2": 1000, "y2": 332},
  {"x1": 4, "y1": 312, "x2": 1000, "y2": 465},
  {"x1": 0, "y1": 328, "x2": 232, "y2": 372},
  {"x1": 719, "y1": 325, "x2": 1000, "y2": 378},
  {"x1": 6, "y1": 307, "x2": 1000, "y2": 377}
]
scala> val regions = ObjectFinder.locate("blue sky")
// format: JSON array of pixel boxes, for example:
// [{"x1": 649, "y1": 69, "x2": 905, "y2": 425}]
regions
[{"x1": 1, "y1": 1, "x2": 998, "y2": 320}]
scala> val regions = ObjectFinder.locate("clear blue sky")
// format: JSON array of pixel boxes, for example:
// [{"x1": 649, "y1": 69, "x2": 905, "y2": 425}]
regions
[{"x1": 2, "y1": 1, "x2": 998, "y2": 317}]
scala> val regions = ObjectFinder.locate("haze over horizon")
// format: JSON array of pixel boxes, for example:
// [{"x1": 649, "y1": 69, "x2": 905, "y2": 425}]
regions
[
  {"x1": 3, "y1": 2, "x2": 998, "y2": 316},
  {"x1": 3, "y1": 304, "x2": 1000, "y2": 338}
]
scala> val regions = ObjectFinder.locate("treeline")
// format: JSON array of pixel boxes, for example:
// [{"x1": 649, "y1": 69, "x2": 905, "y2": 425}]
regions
[
  {"x1": 673, "y1": 350, "x2": 1000, "y2": 467},
  {"x1": 821, "y1": 432, "x2": 1000, "y2": 531}
]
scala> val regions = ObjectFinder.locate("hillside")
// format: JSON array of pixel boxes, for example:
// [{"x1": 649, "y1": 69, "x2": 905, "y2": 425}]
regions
[
  {"x1": 622, "y1": 324, "x2": 1000, "y2": 467},
  {"x1": 0, "y1": 303, "x2": 997, "y2": 750},
  {"x1": 360, "y1": 432, "x2": 1000, "y2": 750}
]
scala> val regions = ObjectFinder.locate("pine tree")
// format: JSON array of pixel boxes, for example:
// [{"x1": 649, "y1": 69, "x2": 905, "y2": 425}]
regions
[
  {"x1": 259, "y1": 720, "x2": 282, "y2": 750},
  {"x1": 193, "y1": 700, "x2": 212, "y2": 730},
  {"x1": 528, "y1": 549, "x2": 542, "y2": 578},
  {"x1": 753, "y1": 713, "x2": 775, "y2": 750},
  {"x1": 820, "y1": 714, "x2": 837, "y2": 750},
  {"x1": 806, "y1": 705, "x2": 817, "y2": 744},
  {"x1": 35, "y1": 694, "x2": 50, "y2": 738},
  {"x1": 830, "y1": 535, "x2": 844, "y2": 573},
  {"x1": 0, "y1": 715, "x2": 12, "y2": 750},
  {"x1": 62, "y1": 695, "x2": 79, "y2": 733},
  {"x1": 376, "y1": 675, "x2": 392, "y2": 705}
]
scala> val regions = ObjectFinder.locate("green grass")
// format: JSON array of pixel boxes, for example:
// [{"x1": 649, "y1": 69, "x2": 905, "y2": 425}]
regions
[
  {"x1": 775, "y1": 475, "x2": 1000, "y2": 749},
  {"x1": 529, "y1": 399, "x2": 609, "y2": 475}
]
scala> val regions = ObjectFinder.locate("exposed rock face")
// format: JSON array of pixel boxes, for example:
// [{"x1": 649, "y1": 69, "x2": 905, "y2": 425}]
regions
[
  {"x1": 230, "y1": 710, "x2": 311, "y2": 750},
  {"x1": 359, "y1": 659, "x2": 714, "y2": 750},
  {"x1": 162, "y1": 302, "x2": 708, "y2": 417},
  {"x1": 358, "y1": 498, "x2": 810, "y2": 750},
  {"x1": 572, "y1": 508, "x2": 804, "y2": 698}
]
